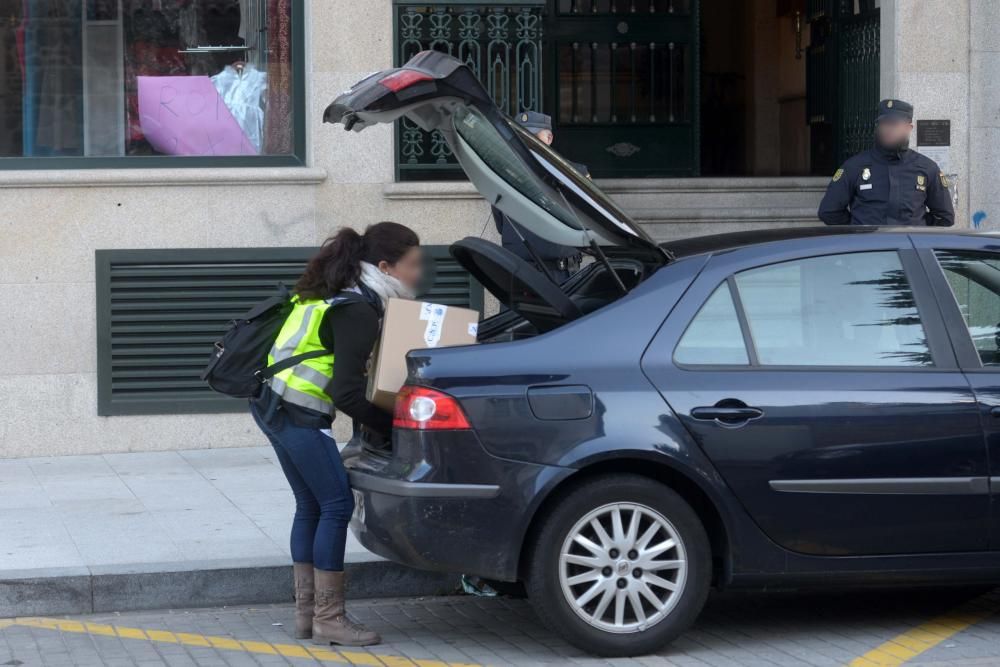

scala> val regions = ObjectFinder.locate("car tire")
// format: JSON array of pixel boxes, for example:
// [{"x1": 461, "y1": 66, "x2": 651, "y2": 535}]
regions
[{"x1": 526, "y1": 474, "x2": 711, "y2": 657}]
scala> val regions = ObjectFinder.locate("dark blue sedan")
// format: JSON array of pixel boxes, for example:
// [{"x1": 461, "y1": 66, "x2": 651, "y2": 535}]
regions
[{"x1": 326, "y1": 52, "x2": 1000, "y2": 657}]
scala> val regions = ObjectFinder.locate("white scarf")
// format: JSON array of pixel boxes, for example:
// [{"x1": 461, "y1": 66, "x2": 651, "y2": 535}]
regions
[{"x1": 355, "y1": 261, "x2": 414, "y2": 309}]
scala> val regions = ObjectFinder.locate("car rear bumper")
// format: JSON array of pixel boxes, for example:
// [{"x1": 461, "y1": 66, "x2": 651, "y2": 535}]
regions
[
  {"x1": 347, "y1": 471, "x2": 500, "y2": 499},
  {"x1": 344, "y1": 430, "x2": 569, "y2": 581}
]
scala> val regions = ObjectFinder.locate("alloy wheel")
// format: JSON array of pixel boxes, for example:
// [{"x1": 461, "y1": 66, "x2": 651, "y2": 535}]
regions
[{"x1": 558, "y1": 502, "x2": 688, "y2": 634}]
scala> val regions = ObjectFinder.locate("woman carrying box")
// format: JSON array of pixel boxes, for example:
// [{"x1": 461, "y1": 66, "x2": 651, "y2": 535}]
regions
[{"x1": 251, "y1": 222, "x2": 422, "y2": 646}]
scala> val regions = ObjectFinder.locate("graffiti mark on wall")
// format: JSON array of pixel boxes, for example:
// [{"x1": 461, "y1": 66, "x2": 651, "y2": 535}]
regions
[{"x1": 973, "y1": 211, "x2": 988, "y2": 230}]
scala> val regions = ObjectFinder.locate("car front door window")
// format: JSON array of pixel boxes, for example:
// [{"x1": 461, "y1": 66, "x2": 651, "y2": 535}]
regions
[
  {"x1": 935, "y1": 251, "x2": 1000, "y2": 366},
  {"x1": 929, "y1": 248, "x2": 1000, "y2": 551}
]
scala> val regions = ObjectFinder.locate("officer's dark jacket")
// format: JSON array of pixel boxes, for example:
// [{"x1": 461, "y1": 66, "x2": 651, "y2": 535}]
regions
[
  {"x1": 817, "y1": 144, "x2": 954, "y2": 227},
  {"x1": 492, "y1": 206, "x2": 580, "y2": 262}
]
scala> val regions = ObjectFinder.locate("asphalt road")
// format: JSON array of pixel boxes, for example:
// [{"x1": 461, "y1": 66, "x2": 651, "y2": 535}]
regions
[{"x1": 2, "y1": 586, "x2": 999, "y2": 666}]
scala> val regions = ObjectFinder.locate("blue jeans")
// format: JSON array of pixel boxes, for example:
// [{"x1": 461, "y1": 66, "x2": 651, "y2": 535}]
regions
[{"x1": 250, "y1": 388, "x2": 354, "y2": 571}]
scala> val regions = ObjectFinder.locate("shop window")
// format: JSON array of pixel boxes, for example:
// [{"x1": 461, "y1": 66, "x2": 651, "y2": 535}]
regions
[
  {"x1": 0, "y1": 0, "x2": 303, "y2": 168},
  {"x1": 95, "y1": 246, "x2": 483, "y2": 416}
]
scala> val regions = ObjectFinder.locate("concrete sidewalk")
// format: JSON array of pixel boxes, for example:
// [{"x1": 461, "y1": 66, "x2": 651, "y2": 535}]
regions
[{"x1": 0, "y1": 447, "x2": 454, "y2": 617}]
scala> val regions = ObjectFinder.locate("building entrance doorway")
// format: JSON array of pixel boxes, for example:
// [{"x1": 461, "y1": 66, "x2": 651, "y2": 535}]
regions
[
  {"x1": 548, "y1": 0, "x2": 880, "y2": 178},
  {"x1": 546, "y1": 0, "x2": 699, "y2": 178},
  {"x1": 388, "y1": 0, "x2": 878, "y2": 181}
]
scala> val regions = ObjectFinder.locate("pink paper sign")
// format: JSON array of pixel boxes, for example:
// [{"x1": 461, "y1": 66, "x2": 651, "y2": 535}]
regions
[{"x1": 138, "y1": 76, "x2": 257, "y2": 156}]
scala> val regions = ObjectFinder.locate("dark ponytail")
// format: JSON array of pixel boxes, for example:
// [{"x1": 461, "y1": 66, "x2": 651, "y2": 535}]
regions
[{"x1": 294, "y1": 222, "x2": 420, "y2": 300}]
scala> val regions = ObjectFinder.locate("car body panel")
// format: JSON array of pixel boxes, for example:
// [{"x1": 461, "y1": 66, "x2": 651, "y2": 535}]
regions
[
  {"x1": 910, "y1": 233, "x2": 1000, "y2": 550},
  {"x1": 344, "y1": 225, "x2": 1000, "y2": 589},
  {"x1": 405, "y1": 255, "x2": 706, "y2": 466},
  {"x1": 644, "y1": 232, "x2": 990, "y2": 556},
  {"x1": 344, "y1": 429, "x2": 570, "y2": 580}
]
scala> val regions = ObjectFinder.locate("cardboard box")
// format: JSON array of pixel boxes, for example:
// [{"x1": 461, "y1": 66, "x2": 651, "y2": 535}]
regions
[{"x1": 367, "y1": 298, "x2": 480, "y2": 412}]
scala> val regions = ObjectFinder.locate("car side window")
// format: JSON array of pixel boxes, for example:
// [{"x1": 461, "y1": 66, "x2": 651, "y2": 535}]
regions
[
  {"x1": 935, "y1": 251, "x2": 1000, "y2": 367},
  {"x1": 734, "y1": 251, "x2": 932, "y2": 367},
  {"x1": 674, "y1": 284, "x2": 749, "y2": 366}
]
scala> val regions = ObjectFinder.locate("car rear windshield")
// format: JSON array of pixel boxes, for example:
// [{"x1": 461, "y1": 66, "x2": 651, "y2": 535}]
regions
[
  {"x1": 453, "y1": 106, "x2": 577, "y2": 226},
  {"x1": 508, "y1": 120, "x2": 642, "y2": 241}
]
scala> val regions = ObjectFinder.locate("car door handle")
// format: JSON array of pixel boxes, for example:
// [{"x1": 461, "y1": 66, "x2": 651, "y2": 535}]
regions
[{"x1": 691, "y1": 403, "x2": 763, "y2": 424}]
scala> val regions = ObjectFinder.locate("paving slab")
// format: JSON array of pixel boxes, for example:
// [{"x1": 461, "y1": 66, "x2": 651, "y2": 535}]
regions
[
  {"x1": 3, "y1": 588, "x2": 999, "y2": 667},
  {"x1": 0, "y1": 447, "x2": 453, "y2": 617}
]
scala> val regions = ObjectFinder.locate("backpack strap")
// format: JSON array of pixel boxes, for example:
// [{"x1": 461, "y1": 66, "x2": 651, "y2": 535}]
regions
[
  {"x1": 256, "y1": 348, "x2": 331, "y2": 381},
  {"x1": 355, "y1": 282, "x2": 385, "y2": 319},
  {"x1": 244, "y1": 284, "x2": 292, "y2": 321},
  {"x1": 326, "y1": 287, "x2": 384, "y2": 317},
  {"x1": 256, "y1": 289, "x2": 368, "y2": 382}
]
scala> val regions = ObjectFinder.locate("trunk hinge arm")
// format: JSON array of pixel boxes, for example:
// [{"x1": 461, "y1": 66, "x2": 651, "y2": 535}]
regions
[
  {"x1": 495, "y1": 195, "x2": 561, "y2": 286},
  {"x1": 551, "y1": 185, "x2": 628, "y2": 296}
]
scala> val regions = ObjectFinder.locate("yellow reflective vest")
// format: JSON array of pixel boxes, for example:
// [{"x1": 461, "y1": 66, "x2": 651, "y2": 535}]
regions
[{"x1": 267, "y1": 297, "x2": 336, "y2": 415}]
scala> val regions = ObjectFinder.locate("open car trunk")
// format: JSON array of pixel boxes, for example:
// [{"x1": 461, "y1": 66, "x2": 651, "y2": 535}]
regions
[
  {"x1": 451, "y1": 237, "x2": 653, "y2": 338},
  {"x1": 325, "y1": 50, "x2": 670, "y2": 335}
]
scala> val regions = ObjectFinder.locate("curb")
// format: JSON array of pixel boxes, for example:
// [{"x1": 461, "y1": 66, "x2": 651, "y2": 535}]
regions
[{"x1": 0, "y1": 559, "x2": 457, "y2": 618}]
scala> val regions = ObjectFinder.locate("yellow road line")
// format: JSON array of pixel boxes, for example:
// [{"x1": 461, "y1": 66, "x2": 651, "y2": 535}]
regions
[
  {"x1": 0, "y1": 617, "x2": 481, "y2": 667},
  {"x1": 848, "y1": 589, "x2": 1000, "y2": 666}
]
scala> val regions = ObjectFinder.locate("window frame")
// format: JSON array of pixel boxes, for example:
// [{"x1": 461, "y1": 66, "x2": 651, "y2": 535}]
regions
[
  {"x1": 670, "y1": 246, "x2": 956, "y2": 372},
  {"x1": 1, "y1": 0, "x2": 306, "y2": 170},
  {"x1": 915, "y1": 243, "x2": 1000, "y2": 373}
]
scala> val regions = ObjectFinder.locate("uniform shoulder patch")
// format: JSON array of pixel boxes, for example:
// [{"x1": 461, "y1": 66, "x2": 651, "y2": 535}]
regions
[
  {"x1": 940, "y1": 172, "x2": 951, "y2": 189},
  {"x1": 832, "y1": 168, "x2": 844, "y2": 182}
]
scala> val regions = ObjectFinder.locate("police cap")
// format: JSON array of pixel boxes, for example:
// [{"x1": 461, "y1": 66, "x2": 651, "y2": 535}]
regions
[
  {"x1": 877, "y1": 99, "x2": 914, "y2": 123},
  {"x1": 515, "y1": 110, "x2": 552, "y2": 134}
]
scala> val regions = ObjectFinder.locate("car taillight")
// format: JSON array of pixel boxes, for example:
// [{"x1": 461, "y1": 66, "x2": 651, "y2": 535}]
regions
[
  {"x1": 393, "y1": 386, "x2": 471, "y2": 430},
  {"x1": 378, "y1": 69, "x2": 434, "y2": 93}
]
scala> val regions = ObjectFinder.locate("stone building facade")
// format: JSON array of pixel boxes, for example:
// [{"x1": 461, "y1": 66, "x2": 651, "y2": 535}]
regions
[{"x1": 0, "y1": 0, "x2": 992, "y2": 458}]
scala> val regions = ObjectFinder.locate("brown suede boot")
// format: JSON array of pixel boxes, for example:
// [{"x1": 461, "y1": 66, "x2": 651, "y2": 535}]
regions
[
  {"x1": 312, "y1": 569, "x2": 381, "y2": 646},
  {"x1": 293, "y1": 562, "x2": 315, "y2": 639}
]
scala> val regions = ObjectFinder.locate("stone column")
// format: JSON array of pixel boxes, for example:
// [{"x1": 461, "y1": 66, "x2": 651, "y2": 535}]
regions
[
  {"x1": 882, "y1": 0, "x2": 971, "y2": 227},
  {"x1": 970, "y1": 0, "x2": 1000, "y2": 231},
  {"x1": 746, "y1": 0, "x2": 781, "y2": 176}
]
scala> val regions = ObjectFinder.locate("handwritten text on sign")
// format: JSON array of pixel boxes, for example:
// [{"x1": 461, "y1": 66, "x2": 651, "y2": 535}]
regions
[{"x1": 137, "y1": 76, "x2": 257, "y2": 156}]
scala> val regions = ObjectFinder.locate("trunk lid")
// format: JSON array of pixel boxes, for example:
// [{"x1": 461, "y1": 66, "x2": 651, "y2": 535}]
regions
[{"x1": 324, "y1": 50, "x2": 666, "y2": 260}]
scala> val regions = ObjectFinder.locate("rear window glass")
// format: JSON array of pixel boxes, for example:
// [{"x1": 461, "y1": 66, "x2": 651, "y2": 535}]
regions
[
  {"x1": 453, "y1": 106, "x2": 574, "y2": 224},
  {"x1": 508, "y1": 120, "x2": 643, "y2": 241},
  {"x1": 735, "y1": 251, "x2": 932, "y2": 367},
  {"x1": 675, "y1": 283, "x2": 749, "y2": 366}
]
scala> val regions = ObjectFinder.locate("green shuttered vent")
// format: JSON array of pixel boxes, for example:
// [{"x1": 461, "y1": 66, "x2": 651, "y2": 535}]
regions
[{"x1": 96, "y1": 247, "x2": 482, "y2": 416}]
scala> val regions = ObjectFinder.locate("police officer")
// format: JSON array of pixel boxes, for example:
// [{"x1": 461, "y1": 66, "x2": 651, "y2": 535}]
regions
[
  {"x1": 492, "y1": 111, "x2": 589, "y2": 282},
  {"x1": 817, "y1": 99, "x2": 954, "y2": 227}
]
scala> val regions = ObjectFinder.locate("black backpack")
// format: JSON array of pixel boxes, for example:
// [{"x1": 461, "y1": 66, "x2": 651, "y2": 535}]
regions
[{"x1": 201, "y1": 284, "x2": 380, "y2": 399}]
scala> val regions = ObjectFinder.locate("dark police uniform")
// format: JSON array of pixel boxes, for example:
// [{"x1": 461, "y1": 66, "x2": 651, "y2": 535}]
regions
[
  {"x1": 494, "y1": 111, "x2": 588, "y2": 282},
  {"x1": 818, "y1": 99, "x2": 954, "y2": 227}
]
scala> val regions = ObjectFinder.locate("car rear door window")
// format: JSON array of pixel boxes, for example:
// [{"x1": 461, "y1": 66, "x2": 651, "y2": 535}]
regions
[
  {"x1": 734, "y1": 251, "x2": 932, "y2": 367},
  {"x1": 674, "y1": 284, "x2": 749, "y2": 365},
  {"x1": 935, "y1": 251, "x2": 1000, "y2": 366}
]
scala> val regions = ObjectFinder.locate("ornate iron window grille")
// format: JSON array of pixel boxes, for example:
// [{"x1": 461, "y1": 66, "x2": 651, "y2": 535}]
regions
[
  {"x1": 394, "y1": 1, "x2": 546, "y2": 181},
  {"x1": 806, "y1": 0, "x2": 879, "y2": 174},
  {"x1": 837, "y1": 8, "x2": 880, "y2": 164}
]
